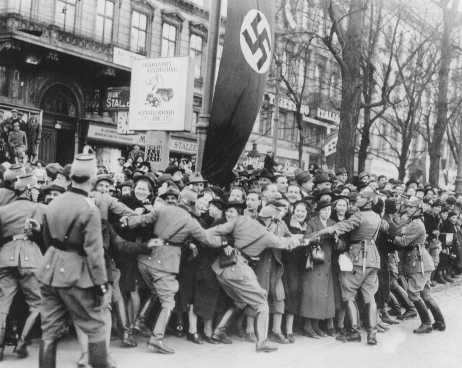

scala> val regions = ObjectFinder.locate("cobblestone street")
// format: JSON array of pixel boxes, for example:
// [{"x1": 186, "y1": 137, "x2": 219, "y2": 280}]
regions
[{"x1": 6, "y1": 282, "x2": 462, "y2": 368}]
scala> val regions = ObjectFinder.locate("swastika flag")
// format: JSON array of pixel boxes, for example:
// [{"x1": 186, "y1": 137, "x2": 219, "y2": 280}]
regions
[{"x1": 202, "y1": 0, "x2": 275, "y2": 186}]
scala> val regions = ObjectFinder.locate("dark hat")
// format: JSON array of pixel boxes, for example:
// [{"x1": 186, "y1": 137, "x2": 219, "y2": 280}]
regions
[
  {"x1": 446, "y1": 196, "x2": 457, "y2": 206},
  {"x1": 157, "y1": 173, "x2": 173, "y2": 186},
  {"x1": 313, "y1": 171, "x2": 331, "y2": 185},
  {"x1": 448, "y1": 211, "x2": 458, "y2": 219},
  {"x1": 259, "y1": 168, "x2": 275, "y2": 181},
  {"x1": 335, "y1": 167, "x2": 347, "y2": 175},
  {"x1": 96, "y1": 173, "x2": 114, "y2": 185},
  {"x1": 295, "y1": 170, "x2": 312, "y2": 184},
  {"x1": 357, "y1": 181, "x2": 370, "y2": 190},
  {"x1": 134, "y1": 172, "x2": 157, "y2": 190},
  {"x1": 209, "y1": 198, "x2": 226, "y2": 211},
  {"x1": 334, "y1": 193, "x2": 350, "y2": 202},
  {"x1": 316, "y1": 199, "x2": 332, "y2": 211},
  {"x1": 46, "y1": 163, "x2": 64, "y2": 180},
  {"x1": 314, "y1": 188, "x2": 333, "y2": 199},
  {"x1": 358, "y1": 171, "x2": 369, "y2": 180},
  {"x1": 164, "y1": 165, "x2": 183, "y2": 176},
  {"x1": 432, "y1": 199, "x2": 442, "y2": 207},
  {"x1": 441, "y1": 205, "x2": 449, "y2": 213}
]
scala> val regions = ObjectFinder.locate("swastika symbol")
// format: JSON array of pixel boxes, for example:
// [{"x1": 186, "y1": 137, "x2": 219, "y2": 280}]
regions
[{"x1": 240, "y1": 9, "x2": 272, "y2": 74}]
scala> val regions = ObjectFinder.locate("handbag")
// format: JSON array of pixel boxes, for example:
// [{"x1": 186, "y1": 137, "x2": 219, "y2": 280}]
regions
[
  {"x1": 218, "y1": 237, "x2": 238, "y2": 268},
  {"x1": 311, "y1": 244, "x2": 325, "y2": 265}
]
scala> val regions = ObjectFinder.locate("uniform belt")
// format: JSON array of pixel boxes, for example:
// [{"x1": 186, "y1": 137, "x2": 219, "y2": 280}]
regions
[
  {"x1": 3, "y1": 234, "x2": 29, "y2": 243},
  {"x1": 50, "y1": 240, "x2": 85, "y2": 256}
]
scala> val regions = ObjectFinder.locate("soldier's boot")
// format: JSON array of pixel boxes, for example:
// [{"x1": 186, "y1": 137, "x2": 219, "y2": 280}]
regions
[
  {"x1": 344, "y1": 301, "x2": 361, "y2": 342},
  {"x1": 0, "y1": 320, "x2": 5, "y2": 361},
  {"x1": 366, "y1": 303, "x2": 378, "y2": 345},
  {"x1": 114, "y1": 300, "x2": 137, "y2": 348},
  {"x1": 212, "y1": 307, "x2": 236, "y2": 344},
  {"x1": 255, "y1": 310, "x2": 277, "y2": 353},
  {"x1": 435, "y1": 270, "x2": 448, "y2": 284},
  {"x1": 39, "y1": 339, "x2": 57, "y2": 368},
  {"x1": 424, "y1": 295, "x2": 446, "y2": 331},
  {"x1": 442, "y1": 269, "x2": 455, "y2": 283},
  {"x1": 133, "y1": 296, "x2": 155, "y2": 337},
  {"x1": 394, "y1": 286, "x2": 417, "y2": 320},
  {"x1": 388, "y1": 293, "x2": 402, "y2": 317},
  {"x1": 148, "y1": 308, "x2": 174, "y2": 354},
  {"x1": 88, "y1": 340, "x2": 112, "y2": 368},
  {"x1": 413, "y1": 299, "x2": 433, "y2": 334},
  {"x1": 380, "y1": 307, "x2": 399, "y2": 325},
  {"x1": 15, "y1": 310, "x2": 40, "y2": 358}
]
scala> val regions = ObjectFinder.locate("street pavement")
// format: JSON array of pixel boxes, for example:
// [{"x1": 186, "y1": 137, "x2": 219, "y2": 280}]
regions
[{"x1": 6, "y1": 281, "x2": 462, "y2": 368}]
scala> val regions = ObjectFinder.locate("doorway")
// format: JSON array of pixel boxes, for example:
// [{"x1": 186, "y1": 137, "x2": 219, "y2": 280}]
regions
[{"x1": 39, "y1": 84, "x2": 79, "y2": 164}]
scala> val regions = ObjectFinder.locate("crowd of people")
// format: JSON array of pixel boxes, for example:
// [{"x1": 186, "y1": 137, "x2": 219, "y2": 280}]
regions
[{"x1": 0, "y1": 144, "x2": 459, "y2": 368}]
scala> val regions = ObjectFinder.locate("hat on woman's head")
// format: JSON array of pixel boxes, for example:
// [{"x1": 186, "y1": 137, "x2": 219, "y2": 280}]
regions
[{"x1": 316, "y1": 199, "x2": 332, "y2": 211}]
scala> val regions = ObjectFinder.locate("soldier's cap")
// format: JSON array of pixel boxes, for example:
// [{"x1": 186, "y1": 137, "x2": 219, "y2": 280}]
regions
[
  {"x1": 4, "y1": 164, "x2": 25, "y2": 183},
  {"x1": 189, "y1": 173, "x2": 207, "y2": 184},
  {"x1": 158, "y1": 185, "x2": 180, "y2": 199},
  {"x1": 14, "y1": 174, "x2": 37, "y2": 192},
  {"x1": 45, "y1": 163, "x2": 64, "y2": 180},
  {"x1": 70, "y1": 154, "x2": 97, "y2": 179},
  {"x1": 43, "y1": 183, "x2": 67, "y2": 195},
  {"x1": 96, "y1": 173, "x2": 114, "y2": 185},
  {"x1": 209, "y1": 198, "x2": 226, "y2": 211},
  {"x1": 258, "y1": 204, "x2": 281, "y2": 219},
  {"x1": 295, "y1": 170, "x2": 312, "y2": 185},
  {"x1": 313, "y1": 171, "x2": 331, "y2": 185},
  {"x1": 336, "y1": 167, "x2": 348, "y2": 176},
  {"x1": 134, "y1": 172, "x2": 157, "y2": 189},
  {"x1": 315, "y1": 198, "x2": 332, "y2": 211}
]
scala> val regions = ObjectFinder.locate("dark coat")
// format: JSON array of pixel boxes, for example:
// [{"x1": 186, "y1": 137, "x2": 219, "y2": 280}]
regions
[{"x1": 299, "y1": 216, "x2": 336, "y2": 319}]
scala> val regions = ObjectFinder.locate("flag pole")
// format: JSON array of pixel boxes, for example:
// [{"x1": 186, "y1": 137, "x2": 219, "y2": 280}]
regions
[{"x1": 195, "y1": 0, "x2": 222, "y2": 174}]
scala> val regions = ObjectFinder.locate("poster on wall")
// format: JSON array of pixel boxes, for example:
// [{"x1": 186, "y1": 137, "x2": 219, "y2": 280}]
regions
[
  {"x1": 128, "y1": 56, "x2": 194, "y2": 132},
  {"x1": 144, "y1": 131, "x2": 169, "y2": 172}
]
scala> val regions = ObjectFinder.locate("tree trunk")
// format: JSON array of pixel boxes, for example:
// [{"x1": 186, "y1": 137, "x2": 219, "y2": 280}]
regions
[
  {"x1": 296, "y1": 112, "x2": 304, "y2": 168},
  {"x1": 358, "y1": 108, "x2": 372, "y2": 173},
  {"x1": 398, "y1": 141, "x2": 410, "y2": 181},
  {"x1": 335, "y1": 0, "x2": 365, "y2": 175},
  {"x1": 429, "y1": 0, "x2": 458, "y2": 186}
]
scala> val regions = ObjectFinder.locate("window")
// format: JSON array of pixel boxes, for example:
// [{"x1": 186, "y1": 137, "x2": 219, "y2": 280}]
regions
[
  {"x1": 130, "y1": 11, "x2": 147, "y2": 54},
  {"x1": 96, "y1": 0, "x2": 114, "y2": 44},
  {"x1": 161, "y1": 23, "x2": 177, "y2": 57},
  {"x1": 189, "y1": 34, "x2": 203, "y2": 79},
  {"x1": 278, "y1": 111, "x2": 287, "y2": 140},
  {"x1": 0, "y1": 66, "x2": 7, "y2": 96},
  {"x1": 55, "y1": 0, "x2": 77, "y2": 32}
]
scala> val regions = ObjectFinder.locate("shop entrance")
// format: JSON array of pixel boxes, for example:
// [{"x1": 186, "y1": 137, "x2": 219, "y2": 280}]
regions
[{"x1": 39, "y1": 84, "x2": 78, "y2": 164}]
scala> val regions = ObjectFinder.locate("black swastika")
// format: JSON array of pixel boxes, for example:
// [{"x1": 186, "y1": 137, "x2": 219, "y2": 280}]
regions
[{"x1": 242, "y1": 12, "x2": 271, "y2": 71}]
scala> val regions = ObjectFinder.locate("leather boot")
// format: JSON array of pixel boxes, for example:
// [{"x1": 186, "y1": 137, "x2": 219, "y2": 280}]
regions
[
  {"x1": 435, "y1": 270, "x2": 447, "y2": 284},
  {"x1": 312, "y1": 319, "x2": 327, "y2": 337},
  {"x1": 366, "y1": 303, "x2": 378, "y2": 345},
  {"x1": 344, "y1": 301, "x2": 361, "y2": 342},
  {"x1": 388, "y1": 293, "x2": 402, "y2": 317},
  {"x1": 133, "y1": 297, "x2": 155, "y2": 337},
  {"x1": 15, "y1": 310, "x2": 40, "y2": 358},
  {"x1": 88, "y1": 340, "x2": 112, "y2": 368},
  {"x1": 212, "y1": 308, "x2": 236, "y2": 344},
  {"x1": 413, "y1": 299, "x2": 433, "y2": 334},
  {"x1": 114, "y1": 301, "x2": 137, "y2": 348},
  {"x1": 424, "y1": 295, "x2": 446, "y2": 331},
  {"x1": 381, "y1": 308, "x2": 399, "y2": 325},
  {"x1": 39, "y1": 340, "x2": 57, "y2": 368}
]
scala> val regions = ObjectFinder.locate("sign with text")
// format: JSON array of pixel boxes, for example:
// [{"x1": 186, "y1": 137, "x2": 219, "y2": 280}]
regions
[
  {"x1": 107, "y1": 87, "x2": 130, "y2": 110},
  {"x1": 144, "y1": 131, "x2": 169, "y2": 171},
  {"x1": 169, "y1": 138, "x2": 198, "y2": 155},
  {"x1": 129, "y1": 57, "x2": 194, "y2": 131},
  {"x1": 87, "y1": 123, "x2": 146, "y2": 146}
]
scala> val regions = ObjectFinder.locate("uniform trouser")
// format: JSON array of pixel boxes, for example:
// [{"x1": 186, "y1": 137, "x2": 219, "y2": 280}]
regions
[
  {"x1": 376, "y1": 260, "x2": 390, "y2": 309},
  {"x1": 405, "y1": 272, "x2": 431, "y2": 302},
  {"x1": 40, "y1": 284, "x2": 107, "y2": 342},
  {"x1": 0, "y1": 267, "x2": 42, "y2": 318},
  {"x1": 137, "y1": 262, "x2": 178, "y2": 339}
]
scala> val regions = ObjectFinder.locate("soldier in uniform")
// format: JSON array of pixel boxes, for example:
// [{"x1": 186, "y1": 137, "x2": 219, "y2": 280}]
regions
[
  {"x1": 392, "y1": 197, "x2": 445, "y2": 333},
  {"x1": 38, "y1": 154, "x2": 111, "y2": 368},
  {"x1": 25, "y1": 114, "x2": 42, "y2": 163},
  {"x1": 120, "y1": 203, "x2": 224, "y2": 354},
  {"x1": 316, "y1": 190, "x2": 383, "y2": 345},
  {"x1": 0, "y1": 174, "x2": 45, "y2": 360}
]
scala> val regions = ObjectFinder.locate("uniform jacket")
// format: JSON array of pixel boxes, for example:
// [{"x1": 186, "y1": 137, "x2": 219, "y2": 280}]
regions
[
  {"x1": 329, "y1": 209, "x2": 382, "y2": 269},
  {"x1": 8, "y1": 130, "x2": 27, "y2": 149},
  {"x1": 394, "y1": 217, "x2": 434, "y2": 274},
  {"x1": 0, "y1": 187, "x2": 16, "y2": 206},
  {"x1": 0, "y1": 198, "x2": 45, "y2": 268},
  {"x1": 25, "y1": 117, "x2": 42, "y2": 146},
  {"x1": 126, "y1": 205, "x2": 222, "y2": 274},
  {"x1": 91, "y1": 191, "x2": 134, "y2": 222},
  {"x1": 38, "y1": 188, "x2": 107, "y2": 288}
]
